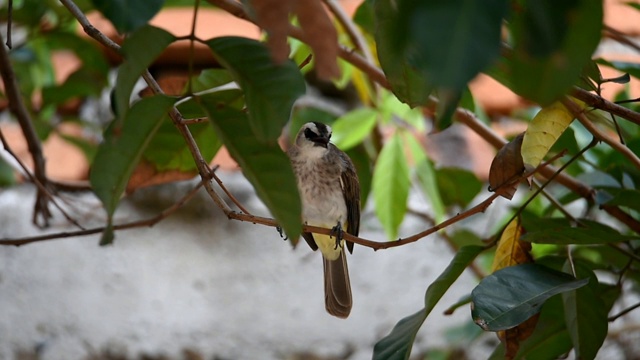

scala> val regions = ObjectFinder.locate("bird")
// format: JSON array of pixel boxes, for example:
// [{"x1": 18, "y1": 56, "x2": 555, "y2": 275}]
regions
[{"x1": 287, "y1": 121, "x2": 361, "y2": 318}]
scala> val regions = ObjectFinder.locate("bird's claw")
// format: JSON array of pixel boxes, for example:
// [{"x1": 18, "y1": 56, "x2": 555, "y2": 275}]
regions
[
  {"x1": 276, "y1": 226, "x2": 288, "y2": 240},
  {"x1": 330, "y1": 222, "x2": 344, "y2": 250}
]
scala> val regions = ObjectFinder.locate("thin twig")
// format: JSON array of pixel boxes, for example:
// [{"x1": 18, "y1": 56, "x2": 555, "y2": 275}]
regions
[
  {"x1": 609, "y1": 301, "x2": 640, "y2": 322},
  {"x1": 187, "y1": 0, "x2": 201, "y2": 95},
  {"x1": 562, "y1": 98, "x2": 640, "y2": 171},
  {"x1": 181, "y1": 117, "x2": 208, "y2": 125},
  {"x1": 0, "y1": 32, "x2": 51, "y2": 226},
  {"x1": 6, "y1": 0, "x2": 12, "y2": 48},
  {"x1": 0, "y1": 129, "x2": 86, "y2": 230},
  {"x1": 209, "y1": 170, "x2": 251, "y2": 215},
  {"x1": 0, "y1": 176, "x2": 210, "y2": 246},
  {"x1": 603, "y1": 25, "x2": 640, "y2": 54}
]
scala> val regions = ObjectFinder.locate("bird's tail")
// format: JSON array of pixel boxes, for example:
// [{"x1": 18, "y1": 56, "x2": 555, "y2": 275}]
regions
[{"x1": 323, "y1": 251, "x2": 352, "y2": 318}]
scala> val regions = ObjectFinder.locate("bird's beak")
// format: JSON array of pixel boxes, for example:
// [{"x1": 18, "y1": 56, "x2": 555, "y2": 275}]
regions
[{"x1": 312, "y1": 136, "x2": 330, "y2": 148}]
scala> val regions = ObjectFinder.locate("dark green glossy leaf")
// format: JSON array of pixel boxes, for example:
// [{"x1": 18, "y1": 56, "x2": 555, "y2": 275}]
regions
[
  {"x1": 206, "y1": 37, "x2": 305, "y2": 142},
  {"x1": 520, "y1": 217, "x2": 638, "y2": 244},
  {"x1": 507, "y1": 0, "x2": 603, "y2": 105},
  {"x1": 394, "y1": 0, "x2": 508, "y2": 90},
  {"x1": 374, "y1": 246, "x2": 484, "y2": 360},
  {"x1": 114, "y1": 26, "x2": 175, "y2": 123},
  {"x1": 471, "y1": 263, "x2": 589, "y2": 331},
  {"x1": 373, "y1": 0, "x2": 432, "y2": 107},
  {"x1": 198, "y1": 97, "x2": 302, "y2": 242},
  {"x1": 562, "y1": 262, "x2": 607, "y2": 360},
  {"x1": 90, "y1": 0, "x2": 165, "y2": 33},
  {"x1": 435, "y1": 167, "x2": 482, "y2": 208},
  {"x1": 603, "y1": 73, "x2": 631, "y2": 85},
  {"x1": 90, "y1": 95, "x2": 177, "y2": 245},
  {"x1": 372, "y1": 132, "x2": 410, "y2": 239},
  {"x1": 488, "y1": 296, "x2": 572, "y2": 360},
  {"x1": 143, "y1": 118, "x2": 221, "y2": 172},
  {"x1": 353, "y1": 0, "x2": 375, "y2": 34},
  {"x1": 191, "y1": 68, "x2": 235, "y2": 92}
]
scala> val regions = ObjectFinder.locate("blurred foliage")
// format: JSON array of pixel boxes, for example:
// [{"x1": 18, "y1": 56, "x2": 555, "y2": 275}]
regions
[{"x1": 2, "y1": 0, "x2": 640, "y2": 359}]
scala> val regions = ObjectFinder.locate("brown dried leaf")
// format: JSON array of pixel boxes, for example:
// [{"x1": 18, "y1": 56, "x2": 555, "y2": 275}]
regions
[
  {"x1": 126, "y1": 160, "x2": 196, "y2": 193},
  {"x1": 498, "y1": 313, "x2": 540, "y2": 360},
  {"x1": 250, "y1": 0, "x2": 340, "y2": 80},
  {"x1": 294, "y1": 0, "x2": 340, "y2": 80},
  {"x1": 250, "y1": 0, "x2": 295, "y2": 64},
  {"x1": 489, "y1": 132, "x2": 524, "y2": 200}
]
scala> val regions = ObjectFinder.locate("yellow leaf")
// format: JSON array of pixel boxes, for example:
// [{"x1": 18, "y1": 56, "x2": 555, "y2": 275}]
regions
[
  {"x1": 492, "y1": 218, "x2": 537, "y2": 358},
  {"x1": 521, "y1": 99, "x2": 584, "y2": 168},
  {"x1": 491, "y1": 217, "x2": 532, "y2": 272}
]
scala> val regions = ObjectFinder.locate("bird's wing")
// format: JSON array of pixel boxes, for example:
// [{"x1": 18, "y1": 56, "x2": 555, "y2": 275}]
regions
[{"x1": 339, "y1": 151, "x2": 361, "y2": 254}]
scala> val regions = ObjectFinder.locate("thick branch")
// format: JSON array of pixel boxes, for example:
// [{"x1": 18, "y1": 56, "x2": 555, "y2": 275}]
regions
[
  {"x1": 571, "y1": 87, "x2": 640, "y2": 126},
  {"x1": 562, "y1": 98, "x2": 640, "y2": 171},
  {"x1": 0, "y1": 33, "x2": 51, "y2": 226}
]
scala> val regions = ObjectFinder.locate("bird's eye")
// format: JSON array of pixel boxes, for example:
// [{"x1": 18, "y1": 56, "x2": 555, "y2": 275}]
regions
[{"x1": 304, "y1": 128, "x2": 317, "y2": 139}]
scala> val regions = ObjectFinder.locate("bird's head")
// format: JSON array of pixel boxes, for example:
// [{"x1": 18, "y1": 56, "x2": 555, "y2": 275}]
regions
[{"x1": 295, "y1": 121, "x2": 332, "y2": 150}]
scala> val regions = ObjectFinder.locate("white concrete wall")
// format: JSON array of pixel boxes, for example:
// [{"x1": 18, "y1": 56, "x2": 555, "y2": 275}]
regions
[{"x1": 0, "y1": 171, "x2": 485, "y2": 360}]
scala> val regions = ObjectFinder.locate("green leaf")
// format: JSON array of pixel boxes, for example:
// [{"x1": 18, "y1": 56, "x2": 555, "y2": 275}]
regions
[
  {"x1": 90, "y1": 95, "x2": 177, "y2": 245},
  {"x1": 206, "y1": 37, "x2": 305, "y2": 142},
  {"x1": 198, "y1": 97, "x2": 302, "y2": 242},
  {"x1": 435, "y1": 167, "x2": 482, "y2": 208},
  {"x1": 488, "y1": 295, "x2": 572, "y2": 360},
  {"x1": 0, "y1": 156, "x2": 16, "y2": 187},
  {"x1": 331, "y1": 107, "x2": 378, "y2": 151},
  {"x1": 373, "y1": 0, "x2": 432, "y2": 107},
  {"x1": 190, "y1": 68, "x2": 235, "y2": 92},
  {"x1": 394, "y1": 0, "x2": 508, "y2": 90},
  {"x1": 373, "y1": 246, "x2": 484, "y2": 360},
  {"x1": 507, "y1": 0, "x2": 603, "y2": 105},
  {"x1": 353, "y1": 0, "x2": 375, "y2": 34},
  {"x1": 372, "y1": 132, "x2": 410, "y2": 239},
  {"x1": 471, "y1": 263, "x2": 589, "y2": 331},
  {"x1": 598, "y1": 188, "x2": 640, "y2": 212},
  {"x1": 562, "y1": 262, "x2": 607, "y2": 360},
  {"x1": 90, "y1": 0, "x2": 165, "y2": 33},
  {"x1": 143, "y1": 119, "x2": 221, "y2": 172},
  {"x1": 114, "y1": 26, "x2": 176, "y2": 123},
  {"x1": 520, "y1": 217, "x2": 639, "y2": 244},
  {"x1": 596, "y1": 59, "x2": 640, "y2": 80},
  {"x1": 405, "y1": 134, "x2": 445, "y2": 223}
]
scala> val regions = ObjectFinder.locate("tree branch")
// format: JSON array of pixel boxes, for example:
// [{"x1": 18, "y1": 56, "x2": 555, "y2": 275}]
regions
[
  {"x1": 571, "y1": 87, "x2": 640, "y2": 126},
  {"x1": 562, "y1": 98, "x2": 640, "y2": 170},
  {"x1": 0, "y1": 32, "x2": 52, "y2": 226},
  {"x1": 0, "y1": 175, "x2": 210, "y2": 246}
]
